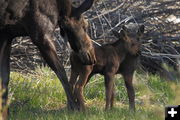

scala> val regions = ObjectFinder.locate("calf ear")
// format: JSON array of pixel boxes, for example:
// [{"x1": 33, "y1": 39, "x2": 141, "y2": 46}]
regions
[
  {"x1": 120, "y1": 29, "x2": 126, "y2": 38},
  {"x1": 112, "y1": 30, "x2": 120, "y2": 38},
  {"x1": 122, "y1": 25, "x2": 128, "y2": 33},
  {"x1": 120, "y1": 25, "x2": 128, "y2": 37},
  {"x1": 113, "y1": 25, "x2": 128, "y2": 37},
  {"x1": 137, "y1": 25, "x2": 145, "y2": 36},
  {"x1": 112, "y1": 30, "x2": 126, "y2": 42},
  {"x1": 112, "y1": 30, "x2": 126, "y2": 38}
]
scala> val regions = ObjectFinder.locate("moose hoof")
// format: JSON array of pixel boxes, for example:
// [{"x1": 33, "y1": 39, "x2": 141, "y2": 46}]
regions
[{"x1": 67, "y1": 100, "x2": 79, "y2": 111}]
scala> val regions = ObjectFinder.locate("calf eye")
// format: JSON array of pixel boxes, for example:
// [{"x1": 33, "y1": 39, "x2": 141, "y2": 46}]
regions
[{"x1": 83, "y1": 26, "x2": 87, "y2": 32}]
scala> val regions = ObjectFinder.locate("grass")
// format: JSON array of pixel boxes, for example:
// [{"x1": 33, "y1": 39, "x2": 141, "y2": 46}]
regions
[{"x1": 8, "y1": 67, "x2": 180, "y2": 120}]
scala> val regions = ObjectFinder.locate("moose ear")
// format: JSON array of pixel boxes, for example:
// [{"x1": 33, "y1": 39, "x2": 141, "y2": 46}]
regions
[
  {"x1": 137, "y1": 25, "x2": 145, "y2": 36},
  {"x1": 75, "y1": 0, "x2": 94, "y2": 16},
  {"x1": 58, "y1": 0, "x2": 72, "y2": 17}
]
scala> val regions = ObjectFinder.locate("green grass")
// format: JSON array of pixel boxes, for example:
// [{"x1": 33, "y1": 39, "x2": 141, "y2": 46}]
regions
[{"x1": 8, "y1": 67, "x2": 180, "y2": 120}]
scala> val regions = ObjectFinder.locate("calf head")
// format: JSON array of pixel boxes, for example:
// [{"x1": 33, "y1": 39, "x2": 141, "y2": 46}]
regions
[
  {"x1": 60, "y1": 0, "x2": 96, "y2": 65},
  {"x1": 113, "y1": 24, "x2": 144, "y2": 55}
]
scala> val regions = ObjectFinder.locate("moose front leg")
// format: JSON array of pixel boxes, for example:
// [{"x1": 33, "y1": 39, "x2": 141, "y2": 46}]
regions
[
  {"x1": 123, "y1": 74, "x2": 135, "y2": 111},
  {"x1": 0, "y1": 35, "x2": 12, "y2": 120},
  {"x1": 104, "y1": 73, "x2": 115, "y2": 110},
  {"x1": 31, "y1": 33, "x2": 78, "y2": 110}
]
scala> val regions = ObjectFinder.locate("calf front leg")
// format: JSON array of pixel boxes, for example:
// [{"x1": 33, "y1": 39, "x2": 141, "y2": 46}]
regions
[
  {"x1": 104, "y1": 73, "x2": 115, "y2": 110},
  {"x1": 123, "y1": 74, "x2": 135, "y2": 111},
  {"x1": 0, "y1": 35, "x2": 12, "y2": 120},
  {"x1": 69, "y1": 69, "x2": 78, "y2": 93},
  {"x1": 74, "y1": 66, "x2": 92, "y2": 111}
]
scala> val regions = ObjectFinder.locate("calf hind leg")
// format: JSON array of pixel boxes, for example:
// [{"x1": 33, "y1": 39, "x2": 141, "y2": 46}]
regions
[
  {"x1": 104, "y1": 73, "x2": 114, "y2": 110},
  {"x1": 123, "y1": 74, "x2": 135, "y2": 111},
  {"x1": 110, "y1": 84, "x2": 115, "y2": 108}
]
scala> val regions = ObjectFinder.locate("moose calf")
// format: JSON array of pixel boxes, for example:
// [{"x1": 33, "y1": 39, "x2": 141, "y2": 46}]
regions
[{"x1": 69, "y1": 24, "x2": 144, "y2": 111}]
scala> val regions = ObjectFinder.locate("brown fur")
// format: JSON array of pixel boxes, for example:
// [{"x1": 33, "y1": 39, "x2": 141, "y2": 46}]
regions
[
  {"x1": 69, "y1": 24, "x2": 144, "y2": 111},
  {"x1": 0, "y1": 0, "x2": 95, "y2": 119}
]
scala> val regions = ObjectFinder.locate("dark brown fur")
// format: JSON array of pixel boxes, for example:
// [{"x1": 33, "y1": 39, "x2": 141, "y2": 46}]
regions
[
  {"x1": 69, "y1": 24, "x2": 144, "y2": 111},
  {"x1": 0, "y1": 0, "x2": 95, "y2": 119}
]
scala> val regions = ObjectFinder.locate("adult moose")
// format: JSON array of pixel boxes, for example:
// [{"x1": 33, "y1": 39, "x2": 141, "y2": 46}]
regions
[
  {"x1": 0, "y1": 0, "x2": 96, "y2": 119},
  {"x1": 69, "y1": 24, "x2": 144, "y2": 111}
]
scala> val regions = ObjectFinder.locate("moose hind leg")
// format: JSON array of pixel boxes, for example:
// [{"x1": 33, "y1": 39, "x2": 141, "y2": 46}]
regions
[
  {"x1": 31, "y1": 34, "x2": 77, "y2": 110},
  {"x1": 110, "y1": 84, "x2": 115, "y2": 108},
  {"x1": 0, "y1": 35, "x2": 12, "y2": 120}
]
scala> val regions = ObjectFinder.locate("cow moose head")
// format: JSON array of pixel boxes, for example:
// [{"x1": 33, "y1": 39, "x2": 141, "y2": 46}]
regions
[{"x1": 60, "y1": 0, "x2": 96, "y2": 65}]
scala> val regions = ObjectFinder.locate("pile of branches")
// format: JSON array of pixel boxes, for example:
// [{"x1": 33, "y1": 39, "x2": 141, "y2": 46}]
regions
[
  {"x1": 10, "y1": 0, "x2": 180, "y2": 80},
  {"x1": 86, "y1": 0, "x2": 180, "y2": 80},
  {"x1": 11, "y1": 30, "x2": 71, "y2": 73}
]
